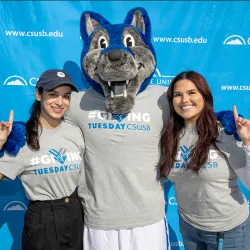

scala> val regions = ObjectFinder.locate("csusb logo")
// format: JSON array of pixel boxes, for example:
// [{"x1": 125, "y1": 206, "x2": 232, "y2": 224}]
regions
[
  {"x1": 223, "y1": 35, "x2": 250, "y2": 45},
  {"x1": 150, "y1": 68, "x2": 174, "y2": 87},
  {"x1": 3, "y1": 201, "x2": 27, "y2": 211},
  {"x1": 167, "y1": 197, "x2": 177, "y2": 206},
  {"x1": 3, "y1": 75, "x2": 38, "y2": 86}
]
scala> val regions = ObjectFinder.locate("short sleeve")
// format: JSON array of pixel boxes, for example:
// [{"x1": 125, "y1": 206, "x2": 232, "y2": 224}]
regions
[{"x1": 0, "y1": 150, "x2": 24, "y2": 180}]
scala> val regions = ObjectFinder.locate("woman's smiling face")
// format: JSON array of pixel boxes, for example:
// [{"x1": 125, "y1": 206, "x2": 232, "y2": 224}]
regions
[{"x1": 172, "y1": 79, "x2": 204, "y2": 126}]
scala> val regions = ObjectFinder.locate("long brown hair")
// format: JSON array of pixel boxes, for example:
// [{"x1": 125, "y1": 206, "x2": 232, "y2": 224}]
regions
[
  {"x1": 26, "y1": 88, "x2": 43, "y2": 150},
  {"x1": 158, "y1": 71, "x2": 223, "y2": 177}
]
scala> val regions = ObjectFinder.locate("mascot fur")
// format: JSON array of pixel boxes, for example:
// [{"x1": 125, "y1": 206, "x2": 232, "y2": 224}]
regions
[{"x1": 0, "y1": 6, "x2": 241, "y2": 250}]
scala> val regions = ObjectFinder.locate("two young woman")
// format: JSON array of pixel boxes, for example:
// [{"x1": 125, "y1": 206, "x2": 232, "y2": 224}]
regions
[
  {"x1": 0, "y1": 69, "x2": 85, "y2": 250},
  {"x1": 159, "y1": 71, "x2": 250, "y2": 249}
]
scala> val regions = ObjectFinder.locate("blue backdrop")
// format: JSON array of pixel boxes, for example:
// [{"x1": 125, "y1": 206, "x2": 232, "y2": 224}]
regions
[{"x1": 0, "y1": 1, "x2": 250, "y2": 249}]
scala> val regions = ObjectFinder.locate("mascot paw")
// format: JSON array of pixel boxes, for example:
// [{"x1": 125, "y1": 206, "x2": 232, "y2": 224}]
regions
[
  {"x1": 215, "y1": 110, "x2": 242, "y2": 141},
  {"x1": 0, "y1": 122, "x2": 26, "y2": 158}
]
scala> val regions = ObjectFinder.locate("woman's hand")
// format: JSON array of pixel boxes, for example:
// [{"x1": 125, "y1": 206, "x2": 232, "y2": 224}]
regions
[
  {"x1": 0, "y1": 110, "x2": 14, "y2": 148},
  {"x1": 233, "y1": 106, "x2": 250, "y2": 146}
]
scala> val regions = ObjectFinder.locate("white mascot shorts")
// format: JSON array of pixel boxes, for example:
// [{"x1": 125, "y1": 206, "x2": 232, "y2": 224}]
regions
[{"x1": 84, "y1": 218, "x2": 170, "y2": 250}]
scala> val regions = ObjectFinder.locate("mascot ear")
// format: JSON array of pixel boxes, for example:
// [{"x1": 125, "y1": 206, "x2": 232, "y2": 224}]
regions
[
  {"x1": 80, "y1": 11, "x2": 110, "y2": 42},
  {"x1": 124, "y1": 7, "x2": 151, "y2": 41}
]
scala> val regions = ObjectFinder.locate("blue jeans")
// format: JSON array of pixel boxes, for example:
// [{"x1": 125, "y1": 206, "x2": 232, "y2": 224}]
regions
[{"x1": 179, "y1": 215, "x2": 250, "y2": 250}]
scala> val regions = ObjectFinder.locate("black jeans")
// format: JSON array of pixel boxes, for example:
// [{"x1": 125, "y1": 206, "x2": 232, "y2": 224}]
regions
[{"x1": 22, "y1": 190, "x2": 84, "y2": 250}]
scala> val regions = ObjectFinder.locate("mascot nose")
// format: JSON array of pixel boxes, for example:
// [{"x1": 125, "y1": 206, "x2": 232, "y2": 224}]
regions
[{"x1": 108, "y1": 50, "x2": 123, "y2": 61}]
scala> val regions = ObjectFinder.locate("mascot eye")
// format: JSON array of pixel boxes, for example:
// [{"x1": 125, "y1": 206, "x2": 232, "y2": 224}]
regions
[
  {"x1": 123, "y1": 34, "x2": 135, "y2": 47},
  {"x1": 98, "y1": 36, "x2": 108, "y2": 49}
]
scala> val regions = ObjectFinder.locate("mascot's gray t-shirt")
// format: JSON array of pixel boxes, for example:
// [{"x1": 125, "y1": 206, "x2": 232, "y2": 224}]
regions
[
  {"x1": 0, "y1": 120, "x2": 85, "y2": 201},
  {"x1": 66, "y1": 85, "x2": 169, "y2": 229},
  {"x1": 168, "y1": 125, "x2": 249, "y2": 232}
]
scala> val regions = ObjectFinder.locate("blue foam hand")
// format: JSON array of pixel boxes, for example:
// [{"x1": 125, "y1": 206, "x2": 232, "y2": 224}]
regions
[
  {"x1": 0, "y1": 122, "x2": 26, "y2": 158},
  {"x1": 215, "y1": 110, "x2": 242, "y2": 141}
]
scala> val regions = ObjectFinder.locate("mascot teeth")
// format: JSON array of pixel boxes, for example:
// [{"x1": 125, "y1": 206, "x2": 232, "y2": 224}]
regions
[
  {"x1": 107, "y1": 80, "x2": 129, "y2": 98},
  {"x1": 110, "y1": 89, "x2": 127, "y2": 98},
  {"x1": 108, "y1": 80, "x2": 129, "y2": 87}
]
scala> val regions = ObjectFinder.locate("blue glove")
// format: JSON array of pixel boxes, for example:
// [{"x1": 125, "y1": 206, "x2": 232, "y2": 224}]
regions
[
  {"x1": 0, "y1": 122, "x2": 26, "y2": 158},
  {"x1": 215, "y1": 110, "x2": 242, "y2": 141}
]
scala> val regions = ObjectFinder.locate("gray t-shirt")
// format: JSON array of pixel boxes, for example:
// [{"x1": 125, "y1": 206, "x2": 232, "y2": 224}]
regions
[
  {"x1": 0, "y1": 120, "x2": 85, "y2": 201},
  {"x1": 168, "y1": 125, "x2": 249, "y2": 232},
  {"x1": 66, "y1": 85, "x2": 169, "y2": 229}
]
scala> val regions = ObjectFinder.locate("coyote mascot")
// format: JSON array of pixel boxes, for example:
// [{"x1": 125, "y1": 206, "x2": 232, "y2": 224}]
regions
[{"x1": 67, "y1": 7, "x2": 170, "y2": 250}]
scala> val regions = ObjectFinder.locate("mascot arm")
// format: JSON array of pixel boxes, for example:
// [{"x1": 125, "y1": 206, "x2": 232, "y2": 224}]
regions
[
  {"x1": 0, "y1": 122, "x2": 26, "y2": 158},
  {"x1": 63, "y1": 91, "x2": 82, "y2": 124}
]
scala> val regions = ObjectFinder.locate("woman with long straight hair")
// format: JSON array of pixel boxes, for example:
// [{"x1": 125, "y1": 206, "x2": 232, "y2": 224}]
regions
[
  {"x1": 0, "y1": 69, "x2": 84, "y2": 250},
  {"x1": 158, "y1": 71, "x2": 250, "y2": 249}
]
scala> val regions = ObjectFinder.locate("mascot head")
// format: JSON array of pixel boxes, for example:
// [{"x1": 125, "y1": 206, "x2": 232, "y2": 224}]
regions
[{"x1": 80, "y1": 7, "x2": 156, "y2": 114}]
